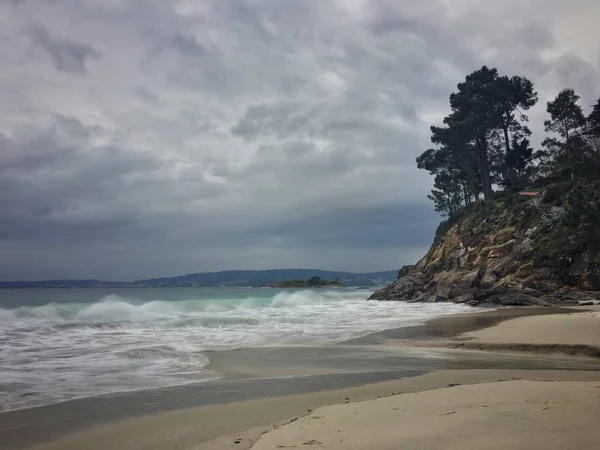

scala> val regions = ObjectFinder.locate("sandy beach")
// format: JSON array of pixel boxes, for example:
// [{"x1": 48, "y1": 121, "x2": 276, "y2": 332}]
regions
[
  {"x1": 251, "y1": 379, "x2": 600, "y2": 450},
  {"x1": 2, "y1": 306, "x2": 600, "y2": 450},
  {"x1": 386, "y1": 307, "x2": 600, "y2": 357},
  {"x1": 249, "y1": 307, "x2": 600, "y2": 450}
]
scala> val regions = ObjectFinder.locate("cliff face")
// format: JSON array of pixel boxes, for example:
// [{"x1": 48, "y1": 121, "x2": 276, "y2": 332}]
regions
[{"x1": 370, "y1": 196, "x2": 600, "y2": 306}]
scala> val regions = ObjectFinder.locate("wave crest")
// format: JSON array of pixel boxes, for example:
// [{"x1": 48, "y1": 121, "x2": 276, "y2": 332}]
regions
[{"x1": 0, "y1": 289, "x2": 367, "y2": 324}]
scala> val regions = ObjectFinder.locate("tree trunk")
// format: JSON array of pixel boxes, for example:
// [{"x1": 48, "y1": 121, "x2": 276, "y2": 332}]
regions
[
  {"x1": 506, "y1": 167, "x2": 519, "y2": 191},
  {"x1": 502, "y1": 126, "x2": 512, "y2": 188},
  {"x1": 568, "y1": 143, "x2": 575, "y2": 180},
  {"x1": 478, "y1": 136, "x2": 493, "y2": 200},
  {"x1": 502, "y1": 125, "x2": 511, "y2": 154},
  {"x1": 447, "y1": 193, "x2": 455, "y2": 217},
  {"x1": 462, "y1": 182, "x2": 470, "y2": 207}
]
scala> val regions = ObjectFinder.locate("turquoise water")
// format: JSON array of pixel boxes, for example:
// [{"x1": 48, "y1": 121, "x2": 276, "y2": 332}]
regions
[{"x1": 0, "y1": 287, "x2": 477, "y2": 411}]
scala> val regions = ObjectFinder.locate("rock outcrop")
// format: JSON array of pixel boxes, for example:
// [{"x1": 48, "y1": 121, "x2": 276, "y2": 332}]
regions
[{"x1": 370, "y1": 198, "x2": 600, "y2": 306}]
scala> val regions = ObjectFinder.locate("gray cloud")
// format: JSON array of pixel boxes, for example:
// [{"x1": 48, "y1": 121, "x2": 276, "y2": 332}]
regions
[
  {"x1": 0, "y1": 0, "x2": 599, "y2": 280},
  {"x1": 26, "y1": 24, "x2": 101, "y2": 73},
  {"x1": 552, "y1": 53, "x2": 600, "y2": 104}
]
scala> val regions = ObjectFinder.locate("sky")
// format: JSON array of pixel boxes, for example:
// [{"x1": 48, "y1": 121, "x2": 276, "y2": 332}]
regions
[{"x1": 1, "y1": 0, "x2": 600, "y2": 281}]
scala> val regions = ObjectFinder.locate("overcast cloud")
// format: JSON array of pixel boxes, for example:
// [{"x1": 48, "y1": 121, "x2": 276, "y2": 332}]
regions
[{"x1": 1, "y1": 0, "x2": 599, "y2": 280}]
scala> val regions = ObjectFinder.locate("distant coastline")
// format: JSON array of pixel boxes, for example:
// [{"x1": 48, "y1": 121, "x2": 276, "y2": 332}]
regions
[{"x1": 0, "y1": 269, "x2": 396, "y2": 289}]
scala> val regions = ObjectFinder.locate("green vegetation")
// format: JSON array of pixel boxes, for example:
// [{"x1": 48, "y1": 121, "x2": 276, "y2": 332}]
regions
[
  {"x1": 535, "y1": 180, "x2": 600, "y2": 268},
  {"x1": 418, "y1": 66, "x2": 599, "y2": 217},
  {"x1": 269, "y1": 276, "x2": 343, "y2": 288},
  {"x1": 417, "y1": 66, "x2": 537, "y2": 215},
  {"x1": 421, "y1": 69, "x2": 600, "y2": 282}
]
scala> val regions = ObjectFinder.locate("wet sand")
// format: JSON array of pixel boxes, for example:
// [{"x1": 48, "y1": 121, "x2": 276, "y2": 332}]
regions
[
  {"x1": 345, "y1": 306, "x2": 579, "y2": 344},
  {"x1": 1, "y1": 306, "x2": 599, "y2": 449},
  {"x1": 384, "y1": 306, "x2": 600, "y2": 357},
  {"x1": 249, "y1": 307, "x2": 600, "y2": 450}
]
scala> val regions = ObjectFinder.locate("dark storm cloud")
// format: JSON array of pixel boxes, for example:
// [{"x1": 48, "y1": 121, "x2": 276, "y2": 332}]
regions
[
  {"x1": 26, "y1": 25, "x2": 101, "y2": 74},
  {"x1": 230, "y1": 102, "x2": 309, "y2": 140},
  {"x1": 239, "y1": 204, "x2": 440, "y2": 249},
  {"x1": 0, "y1": 0, "x2": 599, "y2": 280},
  {"x1": 552, "y1": 53, "x2": 600, "y2": 104}
]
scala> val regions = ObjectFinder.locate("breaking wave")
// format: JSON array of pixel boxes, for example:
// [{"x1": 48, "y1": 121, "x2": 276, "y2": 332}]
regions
[{"x1": 0, "y1": 288, "x2": 476, "y2": 412}]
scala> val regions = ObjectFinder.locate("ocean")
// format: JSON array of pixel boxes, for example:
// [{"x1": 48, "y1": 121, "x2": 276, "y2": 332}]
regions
[{"x1": 0, "y1": 287, "x2": 477, "y2": 412}]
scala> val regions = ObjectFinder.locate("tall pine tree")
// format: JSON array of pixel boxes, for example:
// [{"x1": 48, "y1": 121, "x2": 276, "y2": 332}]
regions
[
  {"x1": 418, "y1": 66, "x2": 537, "y2": 211},
  {"x1": 542, "y1": 88, "x2": 587, "y2": 179}
]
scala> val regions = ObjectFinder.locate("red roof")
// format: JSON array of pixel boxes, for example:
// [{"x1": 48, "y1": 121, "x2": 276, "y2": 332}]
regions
[{"x1": 519, "y1": 191, "x2": 542, "y2": 197}]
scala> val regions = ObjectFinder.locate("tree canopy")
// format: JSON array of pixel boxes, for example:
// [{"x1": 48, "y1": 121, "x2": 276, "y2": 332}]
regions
[
  {"x1": 417, "y1": 67, "x2": 599, "y2": 218},
  {"x1": 417, "y1": 66, "x2": 537, "y2": 215}
]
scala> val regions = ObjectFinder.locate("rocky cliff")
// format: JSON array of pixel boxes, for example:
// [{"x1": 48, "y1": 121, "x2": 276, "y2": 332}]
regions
[{"x1": 370, "y1": 194, "x2": 600, "y2": 306}]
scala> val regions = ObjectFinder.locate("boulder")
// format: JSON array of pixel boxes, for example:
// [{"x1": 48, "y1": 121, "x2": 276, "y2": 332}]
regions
[
  {"x1": 466, "y1": 298, "x2": 484, "y2": 306},
  {"x1": 408, "y1": 293, "x2": 443, "y2": 303},
  {"x1": 522, "y1": 272, "x2": 563, "y2": 293},
  {"x1": 493, "y1": 227, "x2": 517, "y2": 245},
  {"x1": 449, "y1": 287, "x2": 475, "y2": 298},
  {"x1": 480, "y1": 271, "x2": 497, "y2": 289},
  {"x1": 486, "y1": 280, "x2": 509, "y2": 296},
  {"x1": 432, "y1": 270, "x2": 463, "y2": 287},
  {"x1": 579, "y1": 268, "x2": 600, "y2": 291},
  {"x1": 457, "y1": 270, "x2": 484, "y2": 289},
  {"x1": 546, "y1": 289, "x2": 596, "y2": 305},
  {"x1": 479, "y1": 240, "x2": 516, "y2": 259},
  {"x1": 513, "y1": 237, "x2": 534, "y2": 261},
  {"x1": 410, "y1": 271, "x2": 428, "y2": 284},
  {"x1": 390, "y1": 277, "x2": 420, "y2": 296},
  {"x1": 444, "y1": 248, "x2": 465, "y2": 271},
  {"x1": 565, "y1": 254, "x2": 589, "y2": 286},
  {"x1": 435, "y1": 286, "x2": 453, "y2": 300},
  {"x1": 423, "y1": 259, "x2": 444, "y2": 278},
  {"x1": 405, "y1": 292, "x2": 430, "y2": 303},
  {"x1": 369, "y1": 273, "x2": 427, "y2": 301},
  {"x1": 397, "y1": 265, "x2": 415, "y2": 279},
  {"x1": 487, "y1": 256, "x2": 520, "y2": 277},
  {"x1": 454, "y1": 294, "x2": 474, "y2": 304},
  {"x1": 473, "y1": 289, "x2": 489, "y2": 301},
  {"x1": 424, "y1": 280, "x2": 438, "y2": 290},
  {"x1": 488, "y1": 239, "x2": 516, "y2": 258},
  {"x1": 368, "y1": 288, "x2": 387, "y2": 300},
  {"x1": 515, "y1": 263, "x2": 535, "y2": 279},
  {"x1": 520, "y1": 287, "x2": 543, "y2": 298},
  {"x1": 491, "y1": 292, "x2": 549, "y2": 306}
]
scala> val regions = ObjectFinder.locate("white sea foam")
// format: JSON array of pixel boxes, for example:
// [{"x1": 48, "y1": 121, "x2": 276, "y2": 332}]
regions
[{"x1": 0, "y1": 288, "x2": 477, "y2": 411}]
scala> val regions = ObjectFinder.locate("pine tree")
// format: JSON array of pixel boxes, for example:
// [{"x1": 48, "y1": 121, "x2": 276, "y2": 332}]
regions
[
  {"x1": 585, "y1": 97, "x2": 600, "y2": 154},
  {"x1": 504, "y1": 136, "x2": 533, "y2": 190},
  {"x1": 586, "y1": 97, "x2": 600, "y2": 134},
  {"x1": 542, "y1": 89, "x2": 587, "y2": 179},
  {"x1": 544, "y1": 89, "x2": 586, "y2": 143},
  {"x1": 417, "y1": 66, "x2": 537, "y2": 211}
]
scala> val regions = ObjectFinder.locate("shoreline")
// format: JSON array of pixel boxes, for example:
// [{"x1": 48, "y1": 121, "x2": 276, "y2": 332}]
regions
[
  {"x1": 383, "y1": 306, "x2": 600, "y2": 358},
  {"x1": 2, "y1": 305, "x2": 599, "y2": 449},
  {"x1": 342, "y1": 305, "x2": 580, "y2": 345},
  {"x1": 0, "y1": 301, "x2": 487, "y2": 415}
]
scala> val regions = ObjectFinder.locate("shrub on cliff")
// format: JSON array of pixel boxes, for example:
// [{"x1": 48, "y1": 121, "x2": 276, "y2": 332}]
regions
[
  {"x1": 534, "y1": 181, "x2": 600, "y2": 272},
  {"x1": 542, "y1": 181, "x2": 573, "y2": 206},
  {"x1": 562, "y1": 181, "x2": 600, "y2": 254}
]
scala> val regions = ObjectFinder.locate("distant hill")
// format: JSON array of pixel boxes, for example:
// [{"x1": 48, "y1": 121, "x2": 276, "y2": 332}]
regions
[
  {"x1": 133, "y1": 269, "x2": 397, "y2": 288},
  {"x1": 0, "y1": 269, "x2": 397, "y2": 289}
]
